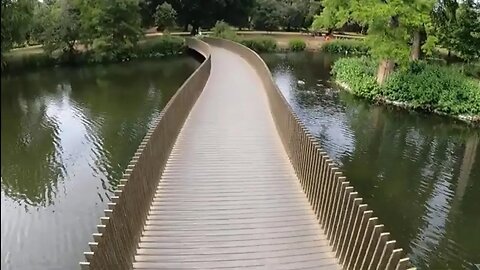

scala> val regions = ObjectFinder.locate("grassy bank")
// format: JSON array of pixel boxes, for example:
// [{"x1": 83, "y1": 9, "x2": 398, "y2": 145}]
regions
[
  {"x1": 1, "y1": 36, "x2": 186, "y2": 73},
  {"x1": 332, "y1": 57, "x2": 480, "y2": 123},
  {"x1": 321, "y1": 39, "x2": 370, "y2": 56}
]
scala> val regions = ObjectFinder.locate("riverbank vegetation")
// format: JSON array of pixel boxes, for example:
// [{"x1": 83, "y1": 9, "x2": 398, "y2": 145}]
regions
[
  {"x1": 314, "y1": 0, "x2": 480, "y2": 120},
  {"x1": 2, "y1": 0, "x2": 479, "y2": 122},
  {"x1": 333, "y1": 58, "x2": 480, "y2": 117},
  {"x1": 321, "y1": 39, "x2": 370, "y2": 56}
]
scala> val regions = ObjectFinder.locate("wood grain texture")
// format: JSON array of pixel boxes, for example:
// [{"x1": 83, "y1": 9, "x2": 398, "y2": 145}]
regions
[{"x1": 134, "y1": 46, "x2": 340, "y2": 270}]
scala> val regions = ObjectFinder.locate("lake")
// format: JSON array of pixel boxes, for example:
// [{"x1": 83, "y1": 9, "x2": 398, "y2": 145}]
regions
[
  {"x1": 262, "y1": 52, "x2": 480, "y2": 270},
  {"x1": 1, "y1": 57, "x2": 199, "y2": 270}
]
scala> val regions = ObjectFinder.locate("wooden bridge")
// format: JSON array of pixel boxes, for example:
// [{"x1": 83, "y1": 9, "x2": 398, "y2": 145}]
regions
[{"x1": 80, "y1": 38, "x2": 414, "y2": 270}]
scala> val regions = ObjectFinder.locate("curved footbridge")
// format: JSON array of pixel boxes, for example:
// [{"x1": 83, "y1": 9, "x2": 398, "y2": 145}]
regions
[{"x1": 80, "y1": 38, "x2": 415, "y2": 270}]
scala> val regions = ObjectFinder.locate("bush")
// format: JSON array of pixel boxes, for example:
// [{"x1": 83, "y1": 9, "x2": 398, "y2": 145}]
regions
[
  {"x1": 332, "y1": 57, "x2": 480, "y2": 115},
  {"x1": 211, "y1": 21, "x2": 238, "y2": 41},
  {"x1": 240, "y1": 37, "x2": 277, "y2": 53},
  {"x1": 1, "y1": 36, "x2": 186, "y2": 73},
  {"x1": 332, "y1": 57, "x2": 380, "y2": 99},
  {"x1": 136, "y1": 36, "x2": 185, "y2": 58},
  {"x1": 382, "y1": 62, "x2": 480, "y2": 115},
  {"x1": 288, "y1": 39, "x2": 307, "y2": 52},
  {"x1": 322, "y1": 39, "x2": 370, "y2": 56}
]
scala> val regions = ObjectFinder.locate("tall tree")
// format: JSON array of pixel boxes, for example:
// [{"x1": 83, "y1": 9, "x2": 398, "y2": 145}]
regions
[
  {"x1": 154, "y1": 2, "x2": 177, "y2": 31},
  {"x1": 313, "y1": 0, "x2": 435, "y2": 84},
  {"x1": 252, "y1": 0, "x2": 285, "y2": 31},
  {"x1": 1, "y1": 0, "x2": 35, "y2": 53},
  {"x1": 78, "y1": 0, "x2": 142, "y2": 61},
  {"x1": 433, "y1": 0, "x2": 480, "y2": 62},
  {"x1": 432, "y1": 0, "x2": 459, "y2": 56},
  {"x1": 450, "y1": 0, "x2": 480, "y2": 62},
  {"x1": 283, "y1": 0, "x2": 311, "y2": 31},
  {"x1": 36, "y1": 0, "x2": 80, "y2": 58},
  {"x1": 222, "y1": 0, "x2": 255, "y2": 29}
]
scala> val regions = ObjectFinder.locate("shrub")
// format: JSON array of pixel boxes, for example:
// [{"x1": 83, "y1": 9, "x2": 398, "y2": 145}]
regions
[
  {"x1": 1, "y1": 36, "x2": 185, "y2": 73},
  {"x1": 136, "y1": 36, "x2": 185, "y2": 58},
  {"x1": 240, "y1": 37, "x2": 277, "y2": 53},
  {"x1": 288, "y1": 39, "x2": 307, "y2": 52},
  {"x1": 211, "y1": 21, "x2": 238, "y2": 41},
  {"x1": 331, "y1": 57, "x2": 380, "y2": 99},
  {"x1": 332, "y1": 57, "x2": 480, "y2": 115},
  {"x1": 322, "y1": 39, "x2": 370, "y2": 56},
  {"x1": 382, "y1": 62, "x2": 480, "y2": 115}
]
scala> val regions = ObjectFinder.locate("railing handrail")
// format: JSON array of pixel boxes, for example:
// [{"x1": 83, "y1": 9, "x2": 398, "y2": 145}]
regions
[
  {"x1": 79, "y1": 38, "x2": 212, "y2": 270},
  {"x1": 202, "y1": 37, "x2": 415, "y2": 270}
]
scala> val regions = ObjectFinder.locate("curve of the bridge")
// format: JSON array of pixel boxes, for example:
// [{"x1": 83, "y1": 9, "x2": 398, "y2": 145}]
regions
[{"x1": 133, "y1": 44, "x2": 340, "y2": 269}]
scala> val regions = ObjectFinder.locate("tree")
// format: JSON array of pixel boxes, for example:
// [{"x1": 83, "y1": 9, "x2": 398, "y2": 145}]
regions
[
  {"x1": 313, "y1": 0, "x2": 435, "y2": 84},
  {"x1": 433, "y1": 0, "x2": 480, "y2": 62},
  {"x1": 140, "y1": 0, "x2": 255, "y2": 34},
  {"x1": 35, "y1": 0, "x2": 80, "y2": 58},
  {"x1": 283, "y1": 0, "x2": 311, "y2": 31},
  {"x1": 154, "y1": 2, "x2": 177, "y2": 31},
  {"x1": 450, "y1": 0, "x2": 480, "y2": 62},
  {"x1": 222, "y1": 0, "x2": 255, "y2": 30},
  {"x1": 432, "y1": 0, "x2": 459, "y2": 56},
  {"x1": 252, "y1": 0, "x2": 285, "y2": 31},
  {"x1": 304, "y1": 0, "x2": 323, "y2": 29},
  {"x1": 78, "y1": 0, "x2": 142, "y2": 61},
  {"x1": 1, "y1": 0, "x2": 35, "y2": 53}
]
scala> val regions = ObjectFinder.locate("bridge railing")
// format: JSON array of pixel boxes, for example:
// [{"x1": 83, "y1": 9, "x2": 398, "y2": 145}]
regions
[
  {"x1": 203, "y1": 37, "x2": 414, "y2": 270},
  {"x1": 79, "y1": 38, "x2": 211, "y2": 270}
]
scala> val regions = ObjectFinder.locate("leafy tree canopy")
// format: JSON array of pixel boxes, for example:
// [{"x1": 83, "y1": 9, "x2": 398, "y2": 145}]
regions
[{"x1": 154, "y1": 2, "x2": 177, "y2": 31}]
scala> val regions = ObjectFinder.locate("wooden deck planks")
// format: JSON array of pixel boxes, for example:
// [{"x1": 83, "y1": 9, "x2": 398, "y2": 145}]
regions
[{"x1": 133, "y1": 46, "x2": 340, "y2": 269}]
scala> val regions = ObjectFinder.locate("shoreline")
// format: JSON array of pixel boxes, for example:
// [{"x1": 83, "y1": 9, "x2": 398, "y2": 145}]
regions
[{"x1": 337, "y1": 81, "x2": 480, "y2": 126}]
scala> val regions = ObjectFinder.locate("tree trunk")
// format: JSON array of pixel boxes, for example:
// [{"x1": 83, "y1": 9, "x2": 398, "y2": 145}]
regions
[
  {"x1": 183, "y1": 23, "x2": 189, "y2": 32},
  {"x1": 376, "y1": 60, "x2": 395, "y2": 85},
  {"x1": 410, "y1": 30, "x2": 421, "y2": 61}
]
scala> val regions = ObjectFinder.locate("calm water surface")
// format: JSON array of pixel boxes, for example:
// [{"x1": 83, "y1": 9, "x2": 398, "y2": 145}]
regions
[
  {"x1": 262, "y1": 52, "x2": 480, "y2": 270},
  {"x1": 1, "y1": 57, "x2": 199, "y2": 270}
]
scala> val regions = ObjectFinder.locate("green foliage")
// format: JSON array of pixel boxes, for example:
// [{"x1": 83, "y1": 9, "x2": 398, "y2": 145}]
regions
[
  {"x1": 311, "y1": 0, "x2": 350, "y2": 30},
  {"x1": 154, "y1": 2, "x2": 177, "y2": 31},
  {"x1": 34, "y1": 0, "x2": 80, "y2": 58},
  {"x1": 136, "y1": 36, "x2": 185, "y2": 58},
  {"x1": 1, "y1": 0, "x2": 35, "y2": 53},
  {"x1": 450, "y1": 0, "x2": 480, "y2": 61},
  {"x1": 211, "y1": 21, "x2": 238, "y2": 41},
  {"x1": 322, "y1": 39, "x2": 370, "y2": 55},
  {"x1": 314, "y1": 0, "x2": 435, "y2": 66},
  {"x1": 251, "y1": 0, "x2": 315, "y2": 32},
  {"x1": 240, "y1": 37, "x2": 278, "y2": 53},
  {"x1": 1, "y1": 36, "x2": 185, "y2": 72},
  {"x1": 332, "y1": 57, "x2": 380, "y2": 99},
  {"x1": 288, "y1": 39, "x2": 307, "y2": 52},
  {"x1": 433, "y1": 0, "x2": 480, "y2": 62},
  {"x1": 283, "y1": 0, "x2": 311, "y2": 30},
  {"x1": 251, "y1": 0, "x2": 283, "y2": 31},
  {"x1": 332, "y1": 57, "x2": 480, "y2": 115},
  {"x1": 382, "y1": 62, "x2": 480, "y2": 114},
  {"x1": 141, "y1": 0, "x2": 254, "y2": 34},
  {"x1": 78, "y1": 0, "x2": 142, "y2": 62}
]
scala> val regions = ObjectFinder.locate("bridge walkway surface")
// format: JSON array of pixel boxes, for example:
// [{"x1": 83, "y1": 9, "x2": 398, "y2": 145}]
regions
[{"x1": 133, "y1": 45, "x2": 340, "y2": 269}]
